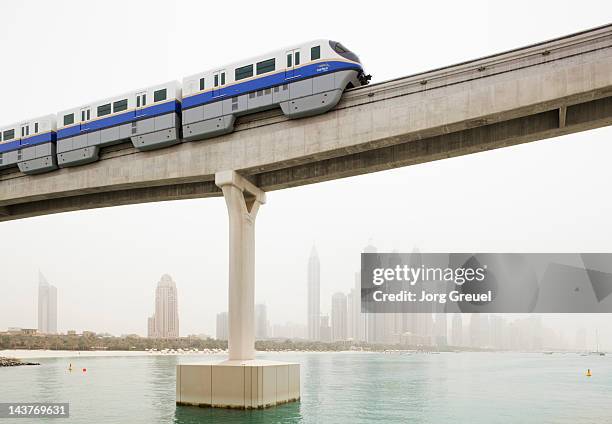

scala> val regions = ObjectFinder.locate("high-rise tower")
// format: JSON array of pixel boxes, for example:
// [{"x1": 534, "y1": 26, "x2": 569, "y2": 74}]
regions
[
  {"x1": 331, "y1": 292, "x2": 347, "y2": 341},
  {"x1": 148, "y1": 274, "x2": 179, "y2": 338},
  {"x1": 37, "y1": 272, "x2": 57, "y2": 334},
  {"x1": 307, "y1": 246, "x2": 321, "y2": 341}
]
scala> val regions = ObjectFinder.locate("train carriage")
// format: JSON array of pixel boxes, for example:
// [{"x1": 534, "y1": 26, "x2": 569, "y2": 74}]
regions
[
  {"x1": 181, "y1": 39, "x2": 369, "y2": 141},
  {"x1": 56, "y1": 81, "x2": 182, "y2": 167},
  {"x1": 0, "y1": 115, "x2": 57, "y2": 174}
]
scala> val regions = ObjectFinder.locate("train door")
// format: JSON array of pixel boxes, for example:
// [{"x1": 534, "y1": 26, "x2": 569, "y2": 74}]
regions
[
  {"x1": 212, "y1": 69, "x2": 226, "y2": 98},
  {"x1": 80, "y1": 107, "x2": 91, "y2": 132},
  {"x1": 285, "y1": 49, "x2": 301, "y2": 80},
  {"x1": 135, "y1": 91, "x2": 147, "y2": 118},
  {"x1": 20, "y1": 123, "x2": 29, "y2": 140}
]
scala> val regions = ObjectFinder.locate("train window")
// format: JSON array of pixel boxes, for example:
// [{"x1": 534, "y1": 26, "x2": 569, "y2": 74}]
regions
[
  {"x1": 97, "y1": 104, "x2": 112, "y2": 117},
  {"x1": 154, "y1": 89, "x2": 167, "y2": 102},
  {"x1": 221, "y1": 72, "x2": 225, "y2": 85},
  {"x1": 235, "y1": 64, "x2": 253, "y2": 81},
  {"x1": 334, "y1": 43, "x2": 348, "y2": 53},
  {"x1": 287, "y1": 54, "x2": 292, "y2": 68},
  {"x1": 113, "y1": 99, "x2": 128, "y2": 113},
  {"x1": 295, "y1": 52, "x2": 300, "y2": 66},
  {"x1": 256, "y1": 58, "x2": 275, "y2": 75},
  {"x1": 63, "y1": 114, "x2": 74, "y2": 126},
  {"x1": 199, "y1": 78, "x2": 205, "y2": 90},
  {"x1": 214, "y1": 74, "x2": 218, "y2": 87},
  {"x1": 311, "y1": 46, "x2": 320, "y2": 61},
  {"x1": 4, "y1": 129, "x2": 14, "y2": 140},
  {"x1": 34, "y1": 122, "x2": 38, "y2": 133},
  {"x1": 3, "y1": 129, "x2": 14, "y2": 140}
]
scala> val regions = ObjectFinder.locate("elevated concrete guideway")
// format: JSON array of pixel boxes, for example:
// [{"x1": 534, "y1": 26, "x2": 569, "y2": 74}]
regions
[{"x1": 2, "y1": 24, "x2": 612, "y2": 221}]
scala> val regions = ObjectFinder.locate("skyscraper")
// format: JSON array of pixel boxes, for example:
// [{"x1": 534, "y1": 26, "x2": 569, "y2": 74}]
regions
[
  {"x1": 451, "y1": 314, "x2": 463, "y2": 347},
  {"x1": 331, "y1": 292, "x2": 347, "y2": 341},
  {"x1": 364, "y1": 242, "x2": 385, "y2": 343},
  {"x1": 352, "y1": 272, "x2": 365, "y2": 342},
  {"x1": 319, "y1": 315, "x2": 331, "y2": 342},
  {"x1": 147, "y1": 316, "x2": 156, "y2": 338},
  {"x1": 469, "y1": 314, "x2": 479, "y2": 347},
  {"x1": 307, "y1": 246, "x2": 320, "y2": 341},
  {"x1": 216, "y1": 312, "x2": 228, "y2": 341},
  {"x1": 410, "y1": 248, "x2": 434, "y2": 346},
  {"x1": 346, "y1": 289, "x2": 355, "y2": 340},
  {"x1": 434, "y1": 314, "x2": 448, "y2": 346},
  {"x1": 147, "y1": 274, "x2": 179, "y2": 339},
  {"x1": 37, "y1": 272, "x2": 57, "y2": 334},
  {"x1": 255, "y1": 303, "x2": 268, "y2": 340}
]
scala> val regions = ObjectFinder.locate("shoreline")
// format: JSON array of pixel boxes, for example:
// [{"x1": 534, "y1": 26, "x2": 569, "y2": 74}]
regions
[
  {"x1": 0, "y1": 349, "x2": 588, "y2": 360},
  {"x1": 0, "y1": 356, "x2": 40, "y2": 367},
  {"x1": 0, "y1": 349, "x2": 385, "y2": 359}
]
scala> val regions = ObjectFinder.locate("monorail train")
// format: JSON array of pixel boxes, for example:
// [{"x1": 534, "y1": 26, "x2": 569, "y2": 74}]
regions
[{"x1": 0, "y1": 40, "x2": 369, "y2": 175}]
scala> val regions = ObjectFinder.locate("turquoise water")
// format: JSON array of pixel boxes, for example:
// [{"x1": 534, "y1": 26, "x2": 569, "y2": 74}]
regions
[{"x1": 1, "y1": 352, "x2": 611, "y2": 423}]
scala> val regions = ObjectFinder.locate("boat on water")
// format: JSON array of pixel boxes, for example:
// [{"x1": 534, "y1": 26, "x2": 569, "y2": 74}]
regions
[{"x1": 588, "y1": 330, "x2": 606, "y2": 356}]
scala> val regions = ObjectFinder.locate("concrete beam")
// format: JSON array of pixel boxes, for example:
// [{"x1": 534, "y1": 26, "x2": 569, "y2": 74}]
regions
[
  {"x1": 252, "y1": 96, "x2": 612, "y2": 189},
  {"x1": 1, "y1": 181, "x2": 220, "y2": 221}
]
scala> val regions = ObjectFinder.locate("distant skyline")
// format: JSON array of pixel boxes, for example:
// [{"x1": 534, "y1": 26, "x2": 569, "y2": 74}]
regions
[
  {"x1": 4, "y1": 260, "x2": 612, "y2": 352},
  {"x1": 1, "y1": 2, "x2": 612, "y2": 348}
]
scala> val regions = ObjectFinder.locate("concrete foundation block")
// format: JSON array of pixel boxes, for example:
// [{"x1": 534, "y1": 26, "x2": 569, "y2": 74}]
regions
[{"x1": 176, "y1": 360, "x2": 300, "y2": 409}]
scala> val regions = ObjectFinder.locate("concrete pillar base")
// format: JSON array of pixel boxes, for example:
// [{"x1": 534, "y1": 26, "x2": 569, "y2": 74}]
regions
[{"x1": 176, "y1": 360, "x2": 300, "y2": 409}]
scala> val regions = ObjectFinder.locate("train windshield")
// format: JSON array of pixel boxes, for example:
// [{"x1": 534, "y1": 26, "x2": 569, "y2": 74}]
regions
[{"x1": 329, "y1": 41, "x2": 360, "y2": 63}]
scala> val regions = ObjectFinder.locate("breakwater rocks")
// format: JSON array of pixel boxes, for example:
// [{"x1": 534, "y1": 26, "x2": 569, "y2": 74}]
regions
[{"x1": 0, "y1": 356, "x2": 40, "y2": 367}]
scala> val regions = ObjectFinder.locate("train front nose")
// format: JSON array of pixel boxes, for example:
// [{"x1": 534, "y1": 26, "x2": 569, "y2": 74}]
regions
[{"x1": 329, "y1": 40, "x2": 371, "y2": 85}]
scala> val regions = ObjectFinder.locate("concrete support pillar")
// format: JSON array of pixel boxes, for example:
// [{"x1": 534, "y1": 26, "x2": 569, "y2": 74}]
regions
[
  {"x1": 559, "y1": 105, "x2": 567, "y2": 128},
  {"x1": 176, "y1": 171, "x2": 300, "y2": 409},
  {"x1": 214, "y1": 170, "x2": 266, "y2": 361}
]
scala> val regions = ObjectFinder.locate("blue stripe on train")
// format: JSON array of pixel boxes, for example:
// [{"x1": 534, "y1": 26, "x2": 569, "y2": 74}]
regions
[
  {"x1": 55, "y1": 60, "x2": 361, "y2": 141},
  {"x1": 182, "y1": 60, "x2": 362, "y2": 110},
  {"x1": 0, "y1": 132, "x2": 56, "y2": 154},
  {"x1": 57, "y1": 100, "x2": 181, "y2": 140},
  {"x1": 0, "y1": 140, "x2": 21, "y2": 154}
]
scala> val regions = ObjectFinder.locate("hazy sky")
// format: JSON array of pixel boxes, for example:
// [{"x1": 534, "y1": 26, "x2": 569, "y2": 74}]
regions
[{"x1": 1, "y1": 1, "x2": 611, "y2": 346}]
